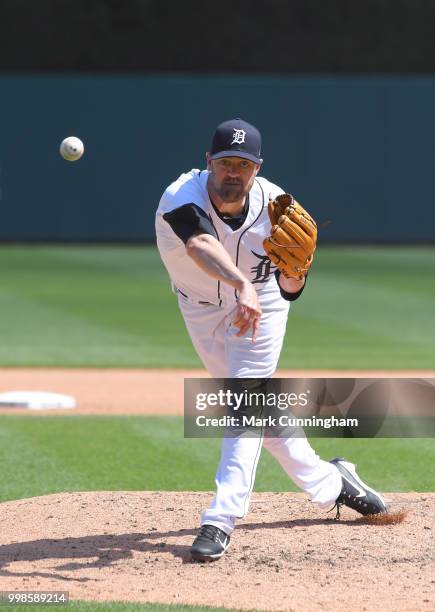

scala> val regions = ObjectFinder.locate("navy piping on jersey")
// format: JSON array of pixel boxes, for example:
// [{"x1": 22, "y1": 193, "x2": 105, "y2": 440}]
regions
[
  {"x1": 207, "y1": 213, "x2": 223, "y2": 307},
  {"x1": 200, "y1": 170, "x2": 224, "y2": 306},
  {"x1": 233, "y1": 178, "x2": 265, "y2": 301},
  {"x1": 177, "y1": 288, "x2": 188, "y2": 298}
]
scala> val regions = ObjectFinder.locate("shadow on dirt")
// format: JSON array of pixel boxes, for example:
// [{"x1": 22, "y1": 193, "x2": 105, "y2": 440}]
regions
[{"x1": 0, "y1": 516, "x2": 363, "y2": 579}]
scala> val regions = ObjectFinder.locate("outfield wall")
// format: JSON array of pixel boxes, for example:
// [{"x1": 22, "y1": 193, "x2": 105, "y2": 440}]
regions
[{"x1": 1, "y1": 75, "x2": 434, "y2": 242}]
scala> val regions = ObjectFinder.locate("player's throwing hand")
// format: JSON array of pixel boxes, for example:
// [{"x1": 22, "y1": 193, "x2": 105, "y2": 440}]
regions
[{"x1": 232, "y1": 280, "x2": 262, "y2": 341}]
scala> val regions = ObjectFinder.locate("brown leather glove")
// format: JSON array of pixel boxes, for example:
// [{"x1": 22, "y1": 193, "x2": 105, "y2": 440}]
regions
[{"x1": 263, "y1": 193, "x2": 317, "y2": 280}]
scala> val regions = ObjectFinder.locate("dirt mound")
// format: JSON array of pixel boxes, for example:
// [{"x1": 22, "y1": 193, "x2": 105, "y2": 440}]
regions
[{"x1": 0, "y1": 491, "x2": 433, "y2": 610}]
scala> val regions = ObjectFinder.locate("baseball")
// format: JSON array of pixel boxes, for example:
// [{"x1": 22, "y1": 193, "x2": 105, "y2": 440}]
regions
[{"x1": 59, "y1": 136, "x2": 84, "y2": 162}]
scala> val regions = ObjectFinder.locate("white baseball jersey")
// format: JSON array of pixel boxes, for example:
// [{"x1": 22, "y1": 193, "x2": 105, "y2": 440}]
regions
[{"x1": 155, "y1": 169, "x2": 285, "y2": 308}]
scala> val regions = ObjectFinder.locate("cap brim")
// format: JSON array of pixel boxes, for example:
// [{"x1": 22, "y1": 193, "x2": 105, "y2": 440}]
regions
[{"x1": 210, "y1": 150, "x2": 262, "y2": 165}]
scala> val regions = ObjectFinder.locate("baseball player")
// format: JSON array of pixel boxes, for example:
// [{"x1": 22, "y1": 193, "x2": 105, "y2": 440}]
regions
[{"x1": 155, "y1": 118, "x2": 387, "y2": 562}]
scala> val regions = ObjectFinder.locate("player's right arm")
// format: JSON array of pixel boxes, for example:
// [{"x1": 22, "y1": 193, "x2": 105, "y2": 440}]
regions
[
  {"x1": 162, "y1": 203, "x2": 261, "y2": 341},
  {"x1": 185, "y1": 233, "x2": 262, "y2": 341}
]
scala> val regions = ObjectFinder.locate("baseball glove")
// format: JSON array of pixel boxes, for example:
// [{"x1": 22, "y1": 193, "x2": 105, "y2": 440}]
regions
[{"x1": 263, "y1": 193, "x2": 317, "y2": 280}]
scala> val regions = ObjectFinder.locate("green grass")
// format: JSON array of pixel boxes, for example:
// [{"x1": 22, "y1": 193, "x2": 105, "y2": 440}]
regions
[
  {"x1": 0, "y1": 245, "x2": 434, "y2": 369},
  {"x1": 0, "y1": 415, "x2": 432, "y2": 503},
  {"x1": 0, "y1": 603, "x2": 244, "y2": 612},
  {"x1": 0, "y1": 245, "x2": 197, "y2": 368},
  {"x1": 284, "y1": 246, "x2": 435, "y2": 369}
]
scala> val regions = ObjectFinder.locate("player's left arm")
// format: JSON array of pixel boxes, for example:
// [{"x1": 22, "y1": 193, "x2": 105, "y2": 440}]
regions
[{"x1": 276, "y1": 272, "x2": 306, "y2": 301}]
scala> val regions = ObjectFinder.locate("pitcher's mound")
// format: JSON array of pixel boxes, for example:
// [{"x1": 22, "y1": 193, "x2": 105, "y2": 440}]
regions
[{"x1": 0, "y1": 491, "x2": 433, "y2": 611}]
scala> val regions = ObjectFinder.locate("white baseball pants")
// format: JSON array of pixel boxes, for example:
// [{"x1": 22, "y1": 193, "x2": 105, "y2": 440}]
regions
[{"x1": 178, "y1": 294, "x2": 342, "y2": 535}]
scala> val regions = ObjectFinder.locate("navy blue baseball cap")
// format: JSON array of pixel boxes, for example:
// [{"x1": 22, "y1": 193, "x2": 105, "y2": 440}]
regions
[{"x1": 209, "y1": 118, "x2": 262, "y2": 165}]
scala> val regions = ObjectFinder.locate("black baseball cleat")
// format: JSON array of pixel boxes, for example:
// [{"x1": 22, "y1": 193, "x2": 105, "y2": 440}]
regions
[
  {"x1": 330, "y1": 457, "x2": 388, "y2": 518},
  {"x1": 190, "y1": 524, "x2": 230, "y2": 562}
]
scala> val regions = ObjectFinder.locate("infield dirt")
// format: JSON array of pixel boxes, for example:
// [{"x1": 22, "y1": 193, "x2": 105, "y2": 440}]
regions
[{"x1": 1, "y1": 368, "x2": 435, "y2": 415}]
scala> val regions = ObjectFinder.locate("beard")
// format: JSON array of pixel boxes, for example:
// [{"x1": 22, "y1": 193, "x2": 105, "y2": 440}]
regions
[{"x1": 214, "y1": 181, "x2": 245, "y2": 203}]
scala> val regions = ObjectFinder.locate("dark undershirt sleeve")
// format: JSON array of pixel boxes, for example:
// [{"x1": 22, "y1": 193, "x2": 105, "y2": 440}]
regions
[
  {"x1": 163, "y1": 203, "x2": 217, "y2": 244},
  {"x1": 274, "y1": 270, "x2": 307, "y2": 302}
]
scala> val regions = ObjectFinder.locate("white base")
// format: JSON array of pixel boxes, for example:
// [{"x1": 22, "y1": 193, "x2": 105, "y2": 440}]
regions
[{"x1": 0, "y1": 391, "x2": 76, "y2": 410}]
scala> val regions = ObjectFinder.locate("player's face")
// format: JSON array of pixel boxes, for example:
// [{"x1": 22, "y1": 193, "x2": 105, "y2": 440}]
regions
[{"x1": 207, "y1": 156, "x2": 260, "y2": 203}]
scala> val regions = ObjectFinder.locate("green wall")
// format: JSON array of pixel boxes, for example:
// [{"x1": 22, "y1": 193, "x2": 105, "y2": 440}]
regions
[{"x1": 1, "y1": 75, "x2": 434, "y2": 242}]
